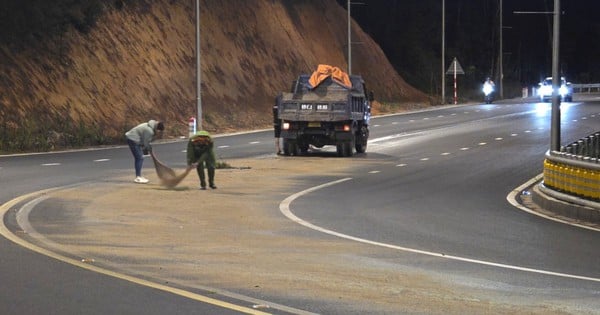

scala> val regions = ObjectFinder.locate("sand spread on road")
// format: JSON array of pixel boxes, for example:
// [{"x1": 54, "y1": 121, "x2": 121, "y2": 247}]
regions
[{"x1": 29, "y1": 155, "x2": 572, "y2": 314}]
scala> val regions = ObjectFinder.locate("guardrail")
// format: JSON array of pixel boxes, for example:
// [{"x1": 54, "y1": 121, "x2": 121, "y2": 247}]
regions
[
  {"x1": 570, "y1": 83, "x2": 600, "y2": 93},
  {"x1": 543, "y1": 132, "x2": 600, "y2": 201}
]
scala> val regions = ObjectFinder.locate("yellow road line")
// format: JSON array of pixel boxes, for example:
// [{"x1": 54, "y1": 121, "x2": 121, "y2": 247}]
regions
[{"x1": 0, "y1": 188, "x2": 271, "y2": 315}]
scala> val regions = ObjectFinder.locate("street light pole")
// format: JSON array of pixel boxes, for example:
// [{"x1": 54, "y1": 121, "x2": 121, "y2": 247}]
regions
[
  {"x1": 513, "y1": 3, "x2": 561, "y2": 151},
  {"x1": 347, "y1": 0, "x2": 352, "y2": 75},
  {"x1": 441, "y1": 0, "x2": 445, "y2": 104},
  {"x1": 195, "y1": 0, "x2": 203, "y2": 130},
  {"x1": 499, "y1": 0, "x2": 503, "y2": 99},
  {"x1": 550, "y1": 0, "x2": 561, "y2": 151}
]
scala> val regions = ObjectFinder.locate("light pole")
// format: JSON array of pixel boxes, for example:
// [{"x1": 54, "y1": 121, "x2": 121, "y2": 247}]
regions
[
  {"x1": 550, "y1": 0, "x2": 560, "y2": 151},
  {"x1": 499, "y1": 0, "x2": 503, "y2": 99},
  {"x1": 514, "y1": 0, "x2": 561, "y2": 151},
  {"x1": 441, "y1": 0, "x2": 445, "y2": 104},
  {"x1": 347, "y1": 0, "x2": 351, "y2": 74},
  {"x1": 195, "y1": 0, "x2": 202, "y2": 130}
]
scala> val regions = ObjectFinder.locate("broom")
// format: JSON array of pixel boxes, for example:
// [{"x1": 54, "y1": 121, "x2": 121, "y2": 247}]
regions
[{"x1": 150, "y1": 151, "x2": 193, "y2": 188}]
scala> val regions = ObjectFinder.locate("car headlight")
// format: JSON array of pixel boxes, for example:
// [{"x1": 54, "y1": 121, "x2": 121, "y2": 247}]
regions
[
  {"x1": 539, "y1": 85, "x2": 552, "y2": 96},
  {"x1": 559, "y1": 85, "x2": 567, "y2": 96}
]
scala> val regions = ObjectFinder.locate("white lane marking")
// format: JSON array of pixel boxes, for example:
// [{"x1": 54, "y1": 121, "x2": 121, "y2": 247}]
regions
[
  {"x1": 396, "y1": 163, "x2": 407, "y2": 167},
  {"x1": 217, "y1": 145, "x2": 230, "y2": 149},
  {"x1": 507, "y1": 175, "x2": 600, "y2": 234},
  {"x1": 495, "y1": 138, "x2": 503, "y2": 141},
  {"x1": 249, "y1": 141, "x2": 260, "y2": 144},
  {"x1": 460, "y1": 147, "x2": 470, "y2": 151},
  {"x1": 420, "y1": 157, "x2": 430, "y2": 161},
  {"x1": 1, "y1": 188, "x2": 308, "y2": 315},
  {"x1": 93, "y1": 159, "x2": 110, "y2": 162},
  {"x1": 511, "y1": 133, "x2": 518, "y2": 137},
  {"x1": 478, "y1": 142, "x2": 487, "y2": 146},
  {"x1": 280, "y1": 179, "x2": 600, "y2": 283},
  {"x1": 525, "y1": 130, "x2": 531, "y2": 133},
  {"x1": 441, "y1": 152, "x2": 451, "y2": 156},
  {"x1": 368, "y1": 132, "x2": 424, "y2": 144},
  {"x1": 42, "y1": 163, "x2": 61, "y2": 166},
  {"x1": 368, "y1": 171, "x2": 380, "y2": 174}
]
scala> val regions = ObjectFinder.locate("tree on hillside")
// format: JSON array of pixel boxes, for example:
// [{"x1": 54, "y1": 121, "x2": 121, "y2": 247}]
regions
[{"x1": 0, "y1": 0, "x2": 103, "y2": 49}]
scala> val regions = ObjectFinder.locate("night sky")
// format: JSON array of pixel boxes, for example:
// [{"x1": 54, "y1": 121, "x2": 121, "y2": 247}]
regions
[{"x1": 341, "y1": 0, "x2": 600, "y2": 95}]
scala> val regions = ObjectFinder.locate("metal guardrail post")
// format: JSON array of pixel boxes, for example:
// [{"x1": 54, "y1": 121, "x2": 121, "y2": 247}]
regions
[{"x1": 595, "y1": 133, "x2": 600, "y2": 158}]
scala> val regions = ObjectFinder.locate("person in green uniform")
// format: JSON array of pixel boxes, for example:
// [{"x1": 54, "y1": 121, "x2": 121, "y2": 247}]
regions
[{"x1": 187, "y1": 130, "x2": 217, "y2": 190}]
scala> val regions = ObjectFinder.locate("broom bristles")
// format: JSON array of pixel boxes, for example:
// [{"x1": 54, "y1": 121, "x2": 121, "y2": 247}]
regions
[{"x1": 151, "y1": 151, "x2": 193, "y2": 188}]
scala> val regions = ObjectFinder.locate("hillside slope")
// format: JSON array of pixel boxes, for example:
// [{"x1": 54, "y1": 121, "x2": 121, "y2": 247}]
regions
[{"x1": 0, "y1": 0, "x2": 429, "y2": 152}]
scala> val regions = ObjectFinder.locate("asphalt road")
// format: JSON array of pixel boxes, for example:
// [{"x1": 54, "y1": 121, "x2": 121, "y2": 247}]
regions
[{"x1": 1, "y1": 97, "x2": 599, "y2": 314}]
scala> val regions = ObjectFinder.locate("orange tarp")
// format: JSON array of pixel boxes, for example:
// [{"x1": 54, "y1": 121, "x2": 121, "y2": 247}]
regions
[{"x1": 308, "y1": 64, "x2": 352, "y2": 89}]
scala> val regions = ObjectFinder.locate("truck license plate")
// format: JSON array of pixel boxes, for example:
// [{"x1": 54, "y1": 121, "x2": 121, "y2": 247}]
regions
[{"x1": 308, "y1": 122, "x2": 321, "y2": 127}]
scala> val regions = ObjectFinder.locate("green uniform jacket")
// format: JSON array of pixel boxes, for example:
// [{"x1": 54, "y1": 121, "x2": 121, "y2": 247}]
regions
[{"x1": 187, "y1": 131, "x2": 216, "y2": 166}]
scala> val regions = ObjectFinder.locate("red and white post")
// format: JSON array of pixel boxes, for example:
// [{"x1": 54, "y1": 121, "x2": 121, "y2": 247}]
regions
[{"x1": 188, "y1": 117, "x2": 197, "y2": 137}]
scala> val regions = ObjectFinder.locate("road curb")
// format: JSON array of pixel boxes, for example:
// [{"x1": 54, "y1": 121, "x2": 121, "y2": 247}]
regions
[{"x1": 531, "y1": 182, "x2": 600, "y2": 225}]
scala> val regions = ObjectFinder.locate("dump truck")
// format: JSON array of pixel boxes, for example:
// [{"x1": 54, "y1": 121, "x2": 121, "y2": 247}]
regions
[{"x1": 274, "y1": 65, "x2": 373, "y2": 157}]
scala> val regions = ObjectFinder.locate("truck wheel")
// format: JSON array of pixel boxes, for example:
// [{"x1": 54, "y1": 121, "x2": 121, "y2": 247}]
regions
[
  {"x1": 336, "y1": 141, "x2": 353, "y2": 157},
  {"x1": 355, "y1": 134, "x2": 366, "y2": 153},
  {"x1": 299, "y1": 142, "x2": 309, "y2": 154},
  {"x1": 284, "y1": 139, "x2": 298, "y2": 156},
  {"x1": 343, "y1": 141, "x2": 353, "y2": 157},
  {"x1": 336, "y1": 144, "x2": 344, "y2": 157},
  {"x1": 282, "y1": 138, "x2": 292, "y2": 156},
  {"x1": 355, "y1": 126, "x2": 368, "y2": 153},
  {"x1": 355, "y1": 142, "x2": 367, "y2": 153}
]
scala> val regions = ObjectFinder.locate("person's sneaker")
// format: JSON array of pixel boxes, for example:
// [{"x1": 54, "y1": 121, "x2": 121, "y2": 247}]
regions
[
  {"x1": 134, "y1": 176, "x2": 149, "y2": 184},
  {"x1": 200, "y1": 186, "x2": 207, "y2": 190},
  {"x1": 209, "y1": 184, "x2": 217, "y2": 189}
]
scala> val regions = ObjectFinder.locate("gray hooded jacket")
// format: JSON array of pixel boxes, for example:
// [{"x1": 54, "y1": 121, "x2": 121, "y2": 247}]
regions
[{"x1": 125, "y1": 120, "x2": 159, "y2": 149}]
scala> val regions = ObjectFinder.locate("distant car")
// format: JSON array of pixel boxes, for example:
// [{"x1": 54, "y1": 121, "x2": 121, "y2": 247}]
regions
[{"x1": 538, "y1": 77, "x2": 573, "y2": 102}]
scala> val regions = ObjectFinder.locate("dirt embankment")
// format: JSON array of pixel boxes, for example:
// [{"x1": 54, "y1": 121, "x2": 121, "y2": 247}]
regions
[{"x1": 0, "y1": 0, "x2": 430, "y2": 152}]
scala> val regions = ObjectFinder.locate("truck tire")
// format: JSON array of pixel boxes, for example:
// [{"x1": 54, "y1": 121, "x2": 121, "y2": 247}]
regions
[
  {"x1": 283, "y1": 138, "x2": 298, "y2": 156},
  {"x1": 336, "y1": 141, "x2": 354, "y2": 157},
  {"x1": 343, "y1": 141, "x2": 353, "y2": 157},
  {"x1": 299, "y1": 142, "x2": 309, "y2": 154},
  {"x1": 336, "y1": 143, "x2": 345, "y2": 157},
  {"x1": 355, "y1": 126, "x2": 368, "y2": 153},
  {"x1": 355, "y1": 134, "x2": 367, "y2": 153}
]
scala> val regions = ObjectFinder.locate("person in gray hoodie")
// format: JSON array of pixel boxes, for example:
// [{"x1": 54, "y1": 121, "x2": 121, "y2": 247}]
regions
[{"x1": 125, "y1": 119, "x2": 164, "y2": 183}]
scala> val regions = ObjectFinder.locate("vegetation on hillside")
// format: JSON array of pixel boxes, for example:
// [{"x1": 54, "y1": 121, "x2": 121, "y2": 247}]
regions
[
  {"x1": 0, "y1": 0, "x2": 430, "y2": 153},
  {"x1": 343, "y1": 0, "x2": 600, "y2": 100}
]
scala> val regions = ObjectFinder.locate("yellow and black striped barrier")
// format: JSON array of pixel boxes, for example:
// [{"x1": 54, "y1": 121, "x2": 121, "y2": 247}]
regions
[{"x1": 543, "y1": 154, "x2": 600, "y2": 201}]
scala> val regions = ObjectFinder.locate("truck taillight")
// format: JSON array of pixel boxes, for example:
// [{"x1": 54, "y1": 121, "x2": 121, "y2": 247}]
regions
[
  {"x1": 343, "y1": 124, "x2": 351, "y2": 132},
  {"x1": 283, "y1": 122, "x2": 290, "y2": 130}
]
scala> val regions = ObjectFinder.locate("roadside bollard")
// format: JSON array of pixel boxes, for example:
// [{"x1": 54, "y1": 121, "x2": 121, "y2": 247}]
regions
[{"x1": 188, "y1": 117, "x2": 197, "y2": 138}]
